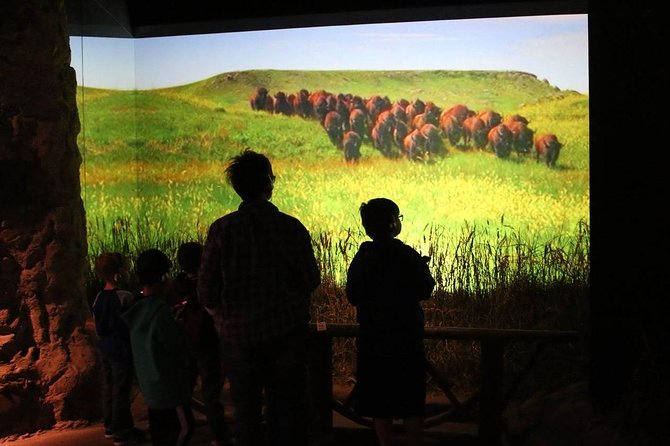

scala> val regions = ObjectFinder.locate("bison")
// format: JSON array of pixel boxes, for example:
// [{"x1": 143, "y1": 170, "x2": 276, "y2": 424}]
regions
[
  {"x1": 441, "y1": 104, "x2": 475, "y2": 125},
  {"x1": 488, "y1": 124, "x2": 514, "y2": 158},
  {"x1": 477, "y1": 109, "x2": 502, "y2": 130},
  {"x1": 323, "y1": 110, "x2": 344, "y2": 149},
  {"x1": 371, "y1": 120, "x2": 395, "y2": 157},
  {"x1": 390, "y1": 103, "x2": 408, "y2": 125},
  {"x1": 349, "y1": 108, "x2": 369, "y2": 141},
  {"x1": 393, "y1": 120, "x2": 409, "y2": 150},
  {"x1": 535, "y1": 133, "x2": 563, "y2": 167},
  {"x1": 293, "y1": 89, "x2": 312, "y2": 118},
  {"x1": 366, "y1": 95, "x2": 391, "y2": 123},
  {"x1": 313, "y1": 96, "x2": 330, "y2": 124},
  {"x1": 405, "y1": 98, "x2": 425, "y2": 126},
  {"x1": 273, "y1": 91, "x2": 293, "y2": 116},
  {"x1": 506, "y1": 120, "x2": 534, "y2": 155},
  {"x1": 411, "y1": 112, "x2": 438, "y2": 131},
  {"x1": 439, "y1": 113, "x2": 463, "y2": 146},
  {"x1": 503, "y1": 114, "x2": 529, "y2": 126},
  {"x1": 249, "y1": 87, "x2": 269, "y2": 111},
  {"x1": 420, "y1": 123, "x2": 446, "y2": 157},
  {"x1": 462, "y1": 116, "x2": 488, "y2": 149},
  {"x1": 403, "y1": 129, "x2": 427, "y2": 161},
  {"x1": 343, "y1": 131, "x2": 362, "y2": 164}
]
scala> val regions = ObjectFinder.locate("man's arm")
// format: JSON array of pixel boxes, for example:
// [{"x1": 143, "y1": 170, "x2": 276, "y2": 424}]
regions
[{"x1": 197, "y1": 222, "x2": 222, "y2": 315}]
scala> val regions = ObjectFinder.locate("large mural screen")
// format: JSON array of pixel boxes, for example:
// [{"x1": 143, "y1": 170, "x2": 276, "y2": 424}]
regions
[{"x1": 70, "y1": 14, "x2": 589, "y2": 289}]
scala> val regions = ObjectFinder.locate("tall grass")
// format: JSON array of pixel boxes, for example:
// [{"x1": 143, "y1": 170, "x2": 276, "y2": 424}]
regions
[{"x1": 85, "y1": 215, "x2": 589, "y2": 394}]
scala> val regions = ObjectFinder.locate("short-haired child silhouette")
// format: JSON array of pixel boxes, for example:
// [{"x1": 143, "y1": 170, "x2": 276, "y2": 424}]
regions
[
  {"x1": 91, "y1": 252, "x2": 146, "y2": 445},
  {"x1": 346, "y1": 198, "x2": 436, "y2": 446}
]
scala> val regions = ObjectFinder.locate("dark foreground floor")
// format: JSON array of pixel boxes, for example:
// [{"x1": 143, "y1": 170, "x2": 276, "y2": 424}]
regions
[
  {"x1": 1, "y1": 388, "x2": 480, "y2": 446},
  {"x1": 0, "y1": 414, "x2": 480, "y2": 446}
]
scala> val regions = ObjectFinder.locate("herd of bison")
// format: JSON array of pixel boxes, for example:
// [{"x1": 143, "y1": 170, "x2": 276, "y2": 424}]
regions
[{"x1": 249, "y1": 87, "x2": 563, "y2": 167}]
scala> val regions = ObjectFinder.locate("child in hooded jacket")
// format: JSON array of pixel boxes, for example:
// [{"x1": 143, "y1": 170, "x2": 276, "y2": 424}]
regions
[{"x1": 122, "y1": 249, "x2": 195, "y2": 446}]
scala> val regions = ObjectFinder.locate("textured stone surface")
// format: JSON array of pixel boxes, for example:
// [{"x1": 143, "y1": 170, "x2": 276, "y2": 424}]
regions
[{"x1": 0, "y1": 0, "x2": 100, "y2": 437}]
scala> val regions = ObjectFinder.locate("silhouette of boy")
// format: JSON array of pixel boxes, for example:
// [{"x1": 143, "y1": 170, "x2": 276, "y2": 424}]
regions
[
  {"x1": 346, "y1": 198, "x2": 435, "y2": 446},
  {"x1": 123, "y1": 249, "x2": 195, "y2": 446},
  {"x1": 92, "y1": 252, "x2": 146, "y2": 445}
]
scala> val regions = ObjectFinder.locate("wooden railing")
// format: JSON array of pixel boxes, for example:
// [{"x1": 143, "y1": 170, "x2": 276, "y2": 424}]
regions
[{"x1": 306, "y1": 323, "x2": 581, "y2": 446}]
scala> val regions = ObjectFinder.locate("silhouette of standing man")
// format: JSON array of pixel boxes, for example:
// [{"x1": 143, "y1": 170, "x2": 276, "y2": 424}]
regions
[{"x1": 198, "y1": 149, "x2": 321, "y2": 446}]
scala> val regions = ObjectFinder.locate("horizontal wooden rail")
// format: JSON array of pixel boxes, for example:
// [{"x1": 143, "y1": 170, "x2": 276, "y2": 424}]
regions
[
  {"x1": 306, "y1": 322, "x2": 581, "y2": 446},
  {"x1": 310, "y1": 322, "x2": 580, "y2": 341}
]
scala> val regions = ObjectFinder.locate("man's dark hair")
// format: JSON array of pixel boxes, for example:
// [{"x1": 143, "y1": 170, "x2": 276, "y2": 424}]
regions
[
  {"x1": 136, "y1": 249, "x2": 172, "y2": 286},
  {"x1": 177, "y1": 241, "x2": 202, "y2": 274},
  {"x1": 225, "y1": 149, "x2": 273, "y2": 201},
  {"x1": 360, "y1": 198, "x2": 400, "y2": 239}
]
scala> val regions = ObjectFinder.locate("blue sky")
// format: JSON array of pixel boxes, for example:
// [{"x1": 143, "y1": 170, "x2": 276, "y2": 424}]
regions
[{"x1": 70, "y1": 13, "x2": 589, "y2": 93}]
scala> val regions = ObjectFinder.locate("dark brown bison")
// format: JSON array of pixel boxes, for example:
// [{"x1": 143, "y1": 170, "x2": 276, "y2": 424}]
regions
[
  {"x1": 503, "y1": 114, "x2": 529, "y2": 126},
  {"x1": 535, "y1": 133, "x2": 563, "y2": 167},
  {"x1": 376, "y1": 110, "x2": 395, "y2": 129},
  {"x1": 343, "y1": 131, "x2": 362, "y2": 164},
  {"x1": 412, "y1": 112, "x2": 438, "y2": 131},
  {"x1": 309, "y1": 90, "x2": 333, "y2": 122},
  {"x1": 462, "y1": 116, "x2": 488, "y2": 149},
  {"x1": 477, "y1": 109, "x2": 502, "y2": 129},
  {"x1": 371, "y1": 120, "x2": 395, "y2": 157},
  {"x1": 293, "y1": 89, "x2": 312, "y2": 118},
  {"x1": 323, "y1": 110, "x2": 344, "y2": 149},
  {"x1": 393, "y1": 120, "x2": 409, "y2": 149},
  {"x1": 390, "y1": 103, "x2": 408, "y2": 125},
  {"x1": 313, "y1": 96, "x2": 330, "y2": 124},
  {"x1": 394, "y1": 98, "x2": 410, "y2": 109},
  {"x1": 264, "y1": 94, "x2": 275, "y2": 113},
  {"x1": 349, "y1": 108, "x2": 369, "y2": 141},
  {"x1": 424, "y1": 101, "x2": 442, "y2": 122},
  {"x1": 506, "y1": 120, "x2": 534, "y2": 154},
  {"x1": 488, "y1": 124, "x2": 514, "y2": 158},
  {"x1": 273, "y1": 91, "x2": 293, "y2": 116},
  {"x1": 420, "y1": 123, "x2": 446, "y2": 157},
  {"x1": 403, "y1": 129, "x2": 426, "y2": 161},
  {"x1": 366, "y1": 95, "x2": 391, "y2": 124},
  {"x1": 405, "y1": 98, "x2": 425, "y2": 126},
  {"x1": 249, "y1": 87, "x2": 269, "y2": 111},
  {"x1": 441, "y1": 104, "x2": 475, "y2": 125},
  {"x1": 335, "y1": 94, "x2": 351, "y2": 129},
  {"x1": 439, "y1": 113, "x2": 463, "y2": 146},
  {"x1": 348, "y1": 95, "x2": 366, "y2": 114}
]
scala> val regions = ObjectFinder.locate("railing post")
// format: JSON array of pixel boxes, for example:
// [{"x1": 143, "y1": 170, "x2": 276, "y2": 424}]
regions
[
  {"x1": 307, "y1": 330, "x2": 334, "y2": 440},
  {"x1": 479, "y1": 338, "x2": 505, "y2": 446}
]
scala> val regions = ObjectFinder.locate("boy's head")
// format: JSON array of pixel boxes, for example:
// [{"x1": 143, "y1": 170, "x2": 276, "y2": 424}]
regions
[
  {"x1": 177, "y1": 241, "x2": 202, "y2": 274},
  {"x1": 360, "y1": 198, "x2": 402, "y2": 240},
  {"x1": 225, "y1": 149, "x2": 275, "y2": 201},
  {"x1": 94, "y1": 252, "x2": 128, "y2": 284},
  {"x1": 136, "y1": 249, "x2": 172, "y2": 287}
]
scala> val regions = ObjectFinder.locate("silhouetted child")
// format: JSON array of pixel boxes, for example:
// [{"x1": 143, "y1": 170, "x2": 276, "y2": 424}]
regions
[
  {"x1": 122, "y1": 249, "x2": 195, "y2": 446},
  {"x1": 346, "y1": 198, "x2": 436, "y2": 446},
  {"x1": 91, "y1": 252, "x2": 146, "y2": 445},
  {"x1": 166, "y1": 241, "x2": 233, "y2": 446}
]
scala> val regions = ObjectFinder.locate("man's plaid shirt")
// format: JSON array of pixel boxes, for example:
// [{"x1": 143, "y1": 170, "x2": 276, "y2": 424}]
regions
[{"x1": 198, "y1": 199, "x2": 321, "y2": 344}]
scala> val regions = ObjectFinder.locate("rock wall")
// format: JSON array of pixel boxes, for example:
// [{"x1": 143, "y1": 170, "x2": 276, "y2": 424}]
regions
[{"x1": 0, "y1": 0, "x2": 101, "y2": 436}]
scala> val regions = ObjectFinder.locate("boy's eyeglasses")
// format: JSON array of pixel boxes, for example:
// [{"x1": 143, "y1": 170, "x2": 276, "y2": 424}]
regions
[{"x1": 397, "y1": 214, "x2": 403, "y2": 221}]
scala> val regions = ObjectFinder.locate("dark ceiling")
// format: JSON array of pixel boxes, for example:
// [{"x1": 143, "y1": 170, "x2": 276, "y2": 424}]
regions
[{"x1": 65, "y1": 0, "x2": 588, "y2": 38}]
